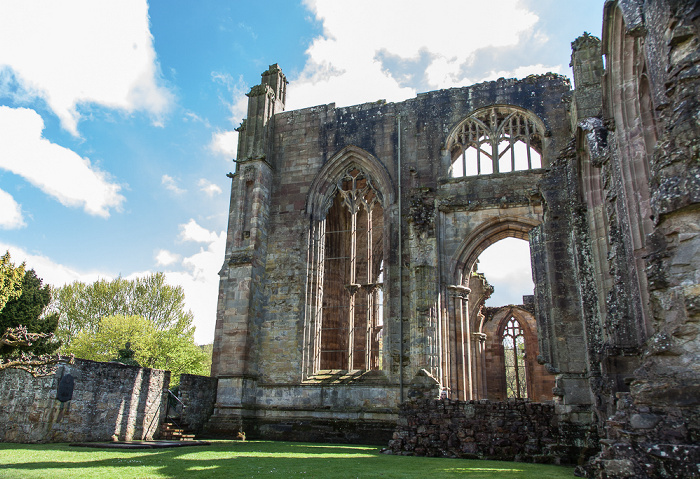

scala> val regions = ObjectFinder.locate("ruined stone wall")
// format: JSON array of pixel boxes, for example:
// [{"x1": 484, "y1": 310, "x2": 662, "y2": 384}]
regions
[
  {"x1": 570, "y1": 1, "x2": 700, "y2": 477},
  {"x1": 587, "y1": 392, "x2": 700, "y2": 478},
  {"x1": 387, "y1": 398, "x2": 595, "y2": 464},
  {"x1": 0, "y1": 359, "x2": 169, "y2": 443}
]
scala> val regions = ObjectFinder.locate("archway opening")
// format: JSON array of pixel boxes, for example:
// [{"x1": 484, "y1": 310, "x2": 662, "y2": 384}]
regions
[{"x1": 461, "y1": 237, "x2": 554, "y2": 401}]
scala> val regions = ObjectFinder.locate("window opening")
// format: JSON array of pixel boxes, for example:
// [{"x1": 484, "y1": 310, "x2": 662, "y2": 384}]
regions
[
  {"x1": 450, "y1": 107, "x2": 543, "y2": 178},
  {"x1": 502, "y1": 317, "x2": 528, "y2": 398},
  {"x1": 317, "y1": 167, "x2": 384, "y2": 370}
]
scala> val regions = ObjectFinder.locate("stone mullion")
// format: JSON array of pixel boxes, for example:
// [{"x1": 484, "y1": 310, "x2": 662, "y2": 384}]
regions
[
  {"x1": 511, "y1": 329, "x2": 522, "y2": 398},
  {"x1": 525, "y1": 120, "x2": 532, "y2": 169},
  {"x1": 346, "y1": 206, "x2": 355, "y2": 370},
  {"x1": 314, "y1": 220, "x2": 326, "y2": 373},
  {"x1": 365, "y1": 205, "x2": 374, "y2": 370},
  {"x1": 476, "y1": 125, "x2": 482, "y2": 175},
  {"x1": 491, "y1": 122, "x2": 500, "y2": 174},
  {"x1": 509, "y1": 120, "x2": 516, "y2": 172},
  {"x1": 441, "y1": 284, "x2": 451, "y2": 395}
]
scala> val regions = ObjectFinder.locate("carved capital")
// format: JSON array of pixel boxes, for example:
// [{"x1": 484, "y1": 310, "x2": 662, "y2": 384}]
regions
[{"x1": 448, "y1": 284, "x2": 471, "y2": 299}]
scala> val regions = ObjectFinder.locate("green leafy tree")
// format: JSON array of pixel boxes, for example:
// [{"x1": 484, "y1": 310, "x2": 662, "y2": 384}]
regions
[
  {"x1": 66, "y1": 314, "x2": 209, "y2": 385},
  {"x1": 0, "y1": 269, "x2": 61, "y2": 357},
  {"x1": 55, "y1": 274, "x2": 209, "y2": 384},
  {"x1": 53, "y1": 273, "x2": 194, "y2": 348},
  {"x1": 0, "y1": 251, "x2": 24, "y2": 311}
]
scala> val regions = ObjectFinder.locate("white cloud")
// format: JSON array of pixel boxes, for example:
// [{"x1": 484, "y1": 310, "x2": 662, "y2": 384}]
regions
[
  {"x1": 288, "y1": 0, "x2": 539, "y2": 110},
  {"x1": 0, "y1": 242, "x2": 106, "y2": 287},
  {"x1": 198, "y1": 179, "x2": 223, "y2": 197},
  {"x1": 209, "y1": 130, "x2": 239, "y2": 159},
  {"x1": 0, "y1": 188, "x2": 25, "y2": 229},
  {"x1": 211, "y1": 71, "x2": 249, "y2": 125},
  {"x1": 183, "y1": 111, "x2": 210, "y2": 128},
  {"x1": 0, "y1": 106, "x2": 125, "y2": 218},
  {"x1": 161, "y1": 174, "x2": 186, "y2": 195},
  {"x1": 155, "y1": 249, "x2": 181, "y2": 267},
  {"x1": 165, "y1": 219, "x2": 226, "y2": 344},
  {"x1": 180, "y1": 218, "x2": 222, "y2": 244},
  {"x1": 210, "y1": 72, "x2": 248, "y2": 160},
  {"x1": 0, "y1": 0, "x2": 173, "y2": 136}
]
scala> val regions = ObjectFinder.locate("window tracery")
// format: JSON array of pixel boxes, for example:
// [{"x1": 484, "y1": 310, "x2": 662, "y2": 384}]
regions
[
  {"x1": 313, "y1": 166, "x2": 384, "y2": 371},
  {"x1": 448, "y1": 107, "x2": 544, "y2": 177}
]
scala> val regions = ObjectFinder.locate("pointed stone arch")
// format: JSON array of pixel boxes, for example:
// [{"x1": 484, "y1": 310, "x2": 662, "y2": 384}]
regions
[
  {"x1": 303, "y1": 145, "x2": 394, "y2": 377},
  {"x1": 480, "y1": 306, "x2": 554, "y2": 401},
  {"x1": 450, "y1": 216, "x2": 541, "y2": 285},
  {"x1": 305, "y1": 145, "x2": 395, "y2": 221}
]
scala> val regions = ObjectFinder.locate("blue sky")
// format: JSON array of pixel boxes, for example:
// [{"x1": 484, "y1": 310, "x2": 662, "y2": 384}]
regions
[{"x1": 0, "y1": 0, "x2": 604, "y2": 344}]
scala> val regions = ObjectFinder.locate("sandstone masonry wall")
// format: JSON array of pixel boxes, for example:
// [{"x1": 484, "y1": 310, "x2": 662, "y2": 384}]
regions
[
  {"x1": 178, "y1": 373, "x2": 217, "y2": 434},
  {"x1": 0, "y1": 359, "x2": 169, "y2": 443}
]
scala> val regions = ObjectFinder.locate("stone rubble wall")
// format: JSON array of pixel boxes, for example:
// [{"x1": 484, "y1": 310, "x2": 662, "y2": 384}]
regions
[
  {"x1": 387, "y1": 398, "x2": 596, "y2": 465},
  {"x1": 0, "y1": 358, "x2": 169, "y2": 443}
]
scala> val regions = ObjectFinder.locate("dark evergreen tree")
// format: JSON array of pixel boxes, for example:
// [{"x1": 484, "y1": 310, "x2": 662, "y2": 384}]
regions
[{"x1": 0, "y1": 269, "x2": 61, "y2": 357}]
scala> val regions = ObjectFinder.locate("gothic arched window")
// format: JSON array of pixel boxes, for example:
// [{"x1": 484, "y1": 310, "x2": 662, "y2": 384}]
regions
[
  {"x1": 448, "y1": 106, "x2": 544, "y2": 177},
  {"x1": 316, "y1": 167, "x2": 384, "y2": 371},
  {"x1": 502, "y1": 317, "x2": 528, "y2": 398}
]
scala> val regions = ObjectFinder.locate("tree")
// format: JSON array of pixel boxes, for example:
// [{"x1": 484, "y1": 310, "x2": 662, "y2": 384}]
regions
[
  {"x1": 54, "y1": 274, "x2": 209, "y2": 384},
  {"x1": 0, "y1": 269, "x2": 61, "y2": 358},
  {"x1": 0, "y1": 251, "x2": 24, "y2": 311},
  {"x1": 199, "y1": 343, "x2": 213, "y2": 375},
  {"x1": 0, "y1": 257, "x2": 69, "y2": 376},
  {"x1": 53, "y1": 273, "x2": 194, "y2": 348},
  {"x1": 66, "y1": 314, "x2": 209, "y2": 385}
]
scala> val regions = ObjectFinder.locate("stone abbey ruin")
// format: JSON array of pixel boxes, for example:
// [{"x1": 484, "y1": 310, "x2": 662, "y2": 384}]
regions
[{"x1": 208, "y1": 1, "x2": 699, "y2": 476}]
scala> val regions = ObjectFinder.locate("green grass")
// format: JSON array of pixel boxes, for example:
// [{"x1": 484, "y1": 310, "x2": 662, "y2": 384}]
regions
[{"x1": 0, "y1": 440, "x2": 575, "y2": 478}]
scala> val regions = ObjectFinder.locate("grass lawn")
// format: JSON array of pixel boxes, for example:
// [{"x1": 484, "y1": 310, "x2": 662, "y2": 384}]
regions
[{"x1": 0, "y1": 440, "x2": 576, "y2": 478}]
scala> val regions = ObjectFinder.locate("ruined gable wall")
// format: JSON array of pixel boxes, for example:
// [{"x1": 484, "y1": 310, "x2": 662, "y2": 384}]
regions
[
  {"x1": 210, "y1": 66, "x2": 581, "y2": 442},
  {"x1": 257, "y1": 74, "x2": 573, "y2": 386}
]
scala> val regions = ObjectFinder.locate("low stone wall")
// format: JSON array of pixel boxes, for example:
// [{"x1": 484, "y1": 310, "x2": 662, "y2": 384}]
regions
[
  {"x1": 0, "y1": 358, "x2": 169, "y2": 443},
  {"x1": 387, "y1": 398, "x2": 595, "y2": 464},
  {"x1": 178, "y1": 373, "x2": 217, "y2": 434}
]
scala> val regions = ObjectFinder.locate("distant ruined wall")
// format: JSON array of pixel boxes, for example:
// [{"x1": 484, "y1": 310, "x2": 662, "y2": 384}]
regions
[{"x1": 0, "y1": 359, "x2": 169, "y2": 443}]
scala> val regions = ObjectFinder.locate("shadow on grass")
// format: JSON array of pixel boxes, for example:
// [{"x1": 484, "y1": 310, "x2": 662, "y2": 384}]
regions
[{"x1": 0, "y1": 441, "x2": 575, "y2": 479}]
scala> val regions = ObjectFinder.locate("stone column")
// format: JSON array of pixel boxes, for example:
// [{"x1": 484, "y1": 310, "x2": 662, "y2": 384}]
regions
[{"x1": 448, "y1": 285, "x2": 471, "y2": 400}]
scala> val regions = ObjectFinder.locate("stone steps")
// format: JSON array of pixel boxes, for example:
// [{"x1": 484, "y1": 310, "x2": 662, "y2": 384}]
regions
[{"x1": 160, "y1": 421, "x2": 196, "y2": 441}]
